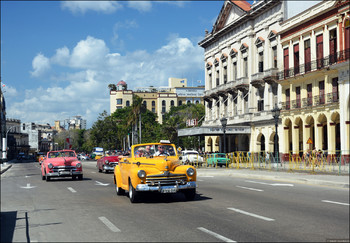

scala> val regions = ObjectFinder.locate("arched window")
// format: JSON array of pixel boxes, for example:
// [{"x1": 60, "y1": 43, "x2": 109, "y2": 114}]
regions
[
  {"x1": 178, "y1": 100, "x2": 183, "y2": 106},
  {"x1": 162, "y1": 100, "x2": 166, "y2": 113},
  {"x1": 143, "y1": 101, "x2": 147, "y2": 109},
  {"x1": 171, "y1": 100, "x2": 175, "y2": 106},
  {"x1": 126, "y1": 100, "x2": 130, "y2": 107}
]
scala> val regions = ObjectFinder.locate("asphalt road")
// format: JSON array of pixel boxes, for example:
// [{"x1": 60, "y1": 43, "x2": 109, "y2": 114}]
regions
[{"x1": 1, "y1": 161, "x2": 349, "y2": 242}]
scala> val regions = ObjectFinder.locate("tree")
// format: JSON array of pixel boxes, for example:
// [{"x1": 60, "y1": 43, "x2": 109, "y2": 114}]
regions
[{"x1": 108, "y1": 84, "x2": 116, "y2": 91}]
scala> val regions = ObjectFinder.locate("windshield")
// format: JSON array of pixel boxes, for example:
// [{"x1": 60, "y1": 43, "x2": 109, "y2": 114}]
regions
[
  {"x1": 217, "y1": 154, "x2": 226, "y2": 158},
  {"x1": 48, "y1": 151, "x2": 76, "y2": 158},
  {"x1": 134, "y1": 144, "x2": 176, "y2": 157}
]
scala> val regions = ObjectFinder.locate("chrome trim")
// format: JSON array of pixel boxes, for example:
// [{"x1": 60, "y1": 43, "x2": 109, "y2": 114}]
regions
[{"x1": 136, "y1": 181, "x2": 196, "y2": 192}]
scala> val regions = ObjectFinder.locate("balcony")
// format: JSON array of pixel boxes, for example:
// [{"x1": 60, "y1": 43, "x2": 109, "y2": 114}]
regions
[
  {"x1": 278, "y1": 48, "x2": 350, "y2": 80},
  {"x1": 281, "y1": 101, "x2": 291, "y2": 110},
  {"x1": 302, "y1": 97, "x2": 313, "y2": 107},
  {"x1": 327, "y1": 92, "x2": 339, "y2": 103},
  {"x1": 263, "y1": 68, "x2": 279, "y2": 84},
  {"x1": 291, "y1": 99, "x2": 301, "y2": 109},
  {"x1": 250, "y1": 72, "x2": 264, "y2": 88},
  {"x1": 314, "y1": 94, "x2": 325, "y2": 106}
]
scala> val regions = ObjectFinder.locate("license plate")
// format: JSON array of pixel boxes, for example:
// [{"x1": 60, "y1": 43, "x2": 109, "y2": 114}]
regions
[
  {"x1": 160, "y1": 188, "x2": 177, "y2": 193},
  {"x1": 59, "y1": 171, "x2": 71, "y2": 175}
]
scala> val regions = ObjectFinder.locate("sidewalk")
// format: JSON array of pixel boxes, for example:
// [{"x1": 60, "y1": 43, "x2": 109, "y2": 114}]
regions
[
  {"x1": 197, "y1": 167, "x2": 349, "y2": 189},
  {"x1": 0, "y1": 162, "x2": 13, "y2": 174}
]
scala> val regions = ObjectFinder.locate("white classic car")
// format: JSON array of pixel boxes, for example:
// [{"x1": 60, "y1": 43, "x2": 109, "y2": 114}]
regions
[{"x1": 181, "y1": 150, "x2": 204, "y2": 166}]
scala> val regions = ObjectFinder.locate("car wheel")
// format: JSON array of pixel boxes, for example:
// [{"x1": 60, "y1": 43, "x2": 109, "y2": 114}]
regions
[
  {"x1": 41, "y1": 173, "x2": 46, "y2": 180},
  {"x1": 128, "y1": 180, "x2": 140, "y2": 203},
  {"x1": 72, "y1": 175, "x2": 76, "y2": 180},
  {"x1": 115, "y1": 178, "x2": 124, "y2": 195},
  {"x1": 183, "y1": 188, "x2": 196, "y2": 201},
  {"x1": 78, "y1": 175, "x2": 83, "y2": 180},
  {"x1": 45, "y1": 174, "x2": 50, "y2": 181}
]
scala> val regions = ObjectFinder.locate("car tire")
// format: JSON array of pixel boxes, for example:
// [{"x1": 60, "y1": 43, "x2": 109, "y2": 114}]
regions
[
  {"x1": 115, "y1": 178, "x2": 124, "y2": 195},
  {"x1": 78, "y1": 175, "x2": 83, "y2": 180},
  {"x1": 45, "y1": 175, "x2": 50, "y2": 181},
  {"x1": 128, "y1": 180, "x2": 140, "y2": 203},
  {"x1": 183, "y1": 188, "x2": 196, "y2": 201},
  {"x1": 41, "y1": 173, "x2": 45, "y2": 180},
  {"x1": 72, "y1": 175, "x2": 76, "y2": 180}
]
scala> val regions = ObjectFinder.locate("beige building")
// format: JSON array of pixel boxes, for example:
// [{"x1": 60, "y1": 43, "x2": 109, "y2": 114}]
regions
[
  {"x1": 110, "y1": 78, "x2": 205, "y2": 124},
  {"x1": 278, "y1": 0, "x2": 349, "y2": 162}
]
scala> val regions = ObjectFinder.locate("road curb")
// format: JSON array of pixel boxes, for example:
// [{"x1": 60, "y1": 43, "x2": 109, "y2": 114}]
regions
[{"x1": 1, "y1": 164, "x2": 12, "y2": 174}]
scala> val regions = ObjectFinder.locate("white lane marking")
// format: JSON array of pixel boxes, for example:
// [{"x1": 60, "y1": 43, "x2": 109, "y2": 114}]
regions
[
  {"x1": 91, "y1": 172, "x2": 96, "y2": 173},
  {"x1": 322, "y1": 200, "x2": 349, "y2": 206},
  {"x1": 95, "y1": 181, "x2": 110, "y2": 186},
  {"x1": 199, "y1": 176, "x2": 214, "y2": 178},
  {"x1": 197, "y1": 179, "x2": 204, "y2": 182},
  {"x1": 67, "y1": 187, "x2": 76, "y2": 193},
  {"x1": 245, "y1": 180, "x2": 294, "y2": 187},
  {"x1": 99, "y1": 216, "x2": 121, "y2": 232},
  {"x1": 236, "y1": 185, "x2": 263, "y2": 192},
  {"x1": 197, "y1": 227, "x2": 236, "y2": 242},
  {"x1": 21, "y1": 183, "x2": 36, "y2": 189},
  {"x1": 227, "y1": 208, "x2": 275, "y2": 221}
]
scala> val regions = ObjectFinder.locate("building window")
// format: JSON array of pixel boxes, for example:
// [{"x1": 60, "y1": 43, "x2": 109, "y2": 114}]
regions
[
  {"x1": 293, "y1": 44, "x2": 299, "y2": 75},
  {"x1": 208, "y1": 73, "x2": 212, "y2": 89},
  {"x1": 258, "y1": 52, "x2": 264, "y2": 72},
  {"x1": 152, "y1": 101, "x2": 156, "y2": 113},
  {"x1": 170, "y1": 100, "x2": 174, "y2": 107},
  {"x1": 187, "y1": 100, "x2": 191, "y2": 104},
  {"x1": 216, "y1": 70, "x2": 220, "y2": 86},
  {"x1": 319, "y1": 81, "x2": 325, "y2": 104},
  {"x1": 196, "y1": 100, "x2": 199, "y2": 104},
  {"x1": 272, "y1": 46, "x2": 277, "y2": 68},
  {"x1": 283, "y1": 48, "x2": 289, "y2": 78},
  {"x1": 286, "y1": 88, "x2": 290, "y2": 110},
  {"x1": 162, "y1": 100, "x2": 166, "y2": 113},
  {"x1": 23, "y1": 124, "x2": 25, "y2": 130},
  {"x1": 143, "y1": 101, "x2": 147, "y2": 109},
  {"x1": 233, "y1": 62, "x2": 237, "y2": 81},
  {"x1": 243, "y1": 57, "x2": 248, "y2": 77},
  {"x1": 329, "y1": 29, "x2": 337, "y2": 64},
  {"x1": 223, "y1": 66, "x2": 227, "y2": 84},
  {"x1": 126, "y1": 100, "x2": 130, "y2": 107},
  {"x1": 178, "y1": 100, "x2": 182, "y2": 106},
  {"x1": 316, "y1": 34, "x2": 324, "y2": 69},
  {"x1": 304, "y1": 39, "x2": 311, "y2": 72},
  {"x1": 117, "y1": 99, "x2": 122, "y2": 105}
]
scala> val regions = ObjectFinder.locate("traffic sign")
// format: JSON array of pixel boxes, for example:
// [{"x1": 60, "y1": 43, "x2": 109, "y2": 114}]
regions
[{"x1": 307, "y1": 137, "x2": 313, "y2": 144}]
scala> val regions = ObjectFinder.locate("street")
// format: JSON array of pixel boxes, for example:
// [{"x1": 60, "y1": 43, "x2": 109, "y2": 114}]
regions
[{"x1": 1, "y1": 161, "x2": 349, "y2": 242}]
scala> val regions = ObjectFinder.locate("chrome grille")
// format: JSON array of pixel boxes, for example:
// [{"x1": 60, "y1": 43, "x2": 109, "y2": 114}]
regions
[
  {"x1": 52, "y1": 166, "x2": 76, "y2": 172},
  {"x1": 146, "y1": 174, "x2": 187, "y2": 186},
  {"x1": 109, "y1": 162, "x2": 118, "y2": 166}
]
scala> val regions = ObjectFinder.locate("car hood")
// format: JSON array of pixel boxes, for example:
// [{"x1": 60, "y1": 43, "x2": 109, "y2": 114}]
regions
[
  {"x1": 46, "y1": 157, "x2": 80, "y2": 166},
  {"x1": 135, "y1": 157, "x2": 181, "y2": 171}
]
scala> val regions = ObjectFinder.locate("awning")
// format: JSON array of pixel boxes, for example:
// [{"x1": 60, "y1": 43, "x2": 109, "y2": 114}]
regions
[{"x1": 178, "y1": 126, "x2": 251, "y2": 137}]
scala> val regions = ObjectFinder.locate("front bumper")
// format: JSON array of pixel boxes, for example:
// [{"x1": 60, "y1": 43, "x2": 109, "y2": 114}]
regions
[
  {"x1": 103, "y1": 165, "x2": 115, "y2": 171},
  {"x1": 47, "y1": 171, "x2": 83, "y2": 177},
  {"x1": 136, "y1": 181, "x2": 196, "y2": 193}
]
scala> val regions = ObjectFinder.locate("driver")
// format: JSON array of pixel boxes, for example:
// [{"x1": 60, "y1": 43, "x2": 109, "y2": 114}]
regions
[{"x1": 154, "y1": 145, "x2": 170, "y2": 156}]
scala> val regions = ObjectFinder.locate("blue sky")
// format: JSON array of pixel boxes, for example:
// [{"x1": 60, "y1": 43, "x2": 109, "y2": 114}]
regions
[{"x1": 1, "y1": 0, "x2": 318, "y2": 129}]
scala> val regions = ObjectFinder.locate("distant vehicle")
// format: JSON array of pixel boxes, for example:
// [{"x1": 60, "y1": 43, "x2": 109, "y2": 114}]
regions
[
  {"x1": 206, "y1": 153, "x2": 230, "y2": 167},
  {"x1": 41, "y1": 150, "x2": 83, "y2": 181},
  {"x1": 92, "y1": 147, "x2": 104, "y2": 160},
  {"x1": 77, "y1": 153, "x2": 89, "y2": 161},
  {"x1": 97, "y1": 155, "x2": 119, "y2": 173},
  {"x1": 181, "y1": 150, "x2": 204, "y2": 166}
]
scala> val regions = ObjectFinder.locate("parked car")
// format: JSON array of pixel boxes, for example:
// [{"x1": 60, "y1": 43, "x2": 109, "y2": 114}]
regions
[
  {"x1": 181, "y1": 150, "x2": 204, "y2": 166},
  {"x1": 41, "y1": 150, "x2": 83, "y2": 181},
  {"x1": 206, "y1": 153, "x2": 230, "y2": 167},
  {"x1": 97, "y1": 155, "x2": 119, "y2": 173},
  {"x1": 114, "y1": 140, "x2": 197, "y2": 203}
]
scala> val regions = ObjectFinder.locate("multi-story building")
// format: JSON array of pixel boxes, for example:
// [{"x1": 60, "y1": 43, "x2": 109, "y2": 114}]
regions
[
  {"x1": 6, "y1": 119, "x2": 29, "y2": 160},
  {"x1": 109, "y1": 78, "x2": 205, "y2": 124},
  {"x1": 278, "y1": 0, "x2": 349, "y2": 162},
  {"x1": 198, "y1": 0, "x2": 286, "y2": 153}
]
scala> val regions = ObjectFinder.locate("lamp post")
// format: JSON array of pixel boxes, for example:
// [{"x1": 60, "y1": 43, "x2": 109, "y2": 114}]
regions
[
  {"x1": 220, "y1": 117, "x2": 227, "y2": 153},
  {"x1": 272, "y1": 106, "x2": 281, "y2": 165},
  {"x1": 3, "y1": 125, "x2": 16, "y2": 161}
]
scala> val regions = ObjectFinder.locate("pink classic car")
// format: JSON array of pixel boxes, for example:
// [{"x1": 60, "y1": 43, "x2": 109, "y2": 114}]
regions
[
  {"x1": 97, "y1": 155, "x2": 119, "y2": 173},
  {"x1": 41, "y1": 150, "x2": 83, "y2": 181}
]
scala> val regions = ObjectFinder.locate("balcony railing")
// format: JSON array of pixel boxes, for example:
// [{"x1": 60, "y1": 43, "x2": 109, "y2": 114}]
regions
[
  {"x1": 291, "y1": 99, "x2": 301, "y2": 109},
  {"x1": 251, "y1": 72, "x2": 264, "y2": 82},
  {"x1": 278, "y1": 48, "x2": 350, "y2": 80},
  {"x1": 302, "y1": 97, "x2": 313, "y2": 107},
  {"x1": 327, "y1": 92, "x2": 339, "y2": 103}
]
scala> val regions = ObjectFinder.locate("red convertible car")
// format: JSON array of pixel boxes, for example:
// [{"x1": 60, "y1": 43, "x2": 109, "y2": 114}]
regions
[
  {"x1": 97, "y1": 156, "x2": 119, "y2": 173},
  {"x1": 41, "y1": 150, "x2": 83, "y2": 181}
]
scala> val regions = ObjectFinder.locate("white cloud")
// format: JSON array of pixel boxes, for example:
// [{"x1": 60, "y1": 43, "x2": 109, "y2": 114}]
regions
[
  {"x1": 30, "y1": 53, "x2": 51, "y2": 77},
  {"x1": 61, "y1": 1, "x2": 122, "y2": 14},
  {"x1": 70, "y1": 36, "x2": 109, "y2": 69},
  {"x1": 12, "y1": 35, "x2": 204, "y2": 128},
  {"x1": 127, "y1": 1, "x2": 152, "y2": 12}
]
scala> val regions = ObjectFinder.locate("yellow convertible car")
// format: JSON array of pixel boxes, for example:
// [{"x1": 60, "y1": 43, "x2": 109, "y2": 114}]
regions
[{"x1": 114, "y1": 140, "x2": 197, "y2": 203}]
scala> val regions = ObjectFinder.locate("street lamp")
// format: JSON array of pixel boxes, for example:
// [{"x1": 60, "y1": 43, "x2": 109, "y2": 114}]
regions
[
  {"x1": 2, "y1": 125, "x2": 16, "y2": 161},
  {"x1": 272, "y1": 106, "x2": 281, "y2": 165},
  {"x1": 220, "y1": 117, "x2": 227, "y2": 153}
]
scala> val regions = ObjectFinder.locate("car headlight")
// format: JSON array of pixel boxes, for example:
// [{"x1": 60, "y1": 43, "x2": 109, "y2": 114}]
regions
[
  {"x1": 76, "y1": 163, "x2": 82, "y2": 168},
  {"x1": 137, "y1": 170, "x2": 146, "y2": 179},
  {"x1": 105, "y1": 160, "x2": 109, "y2": 165},
  {"x1": 48, "y1": 163, "x2": 53, "y2": 169},
  {"x1": 187, "y1": 167, "x2": 195, "y2": 176}
]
